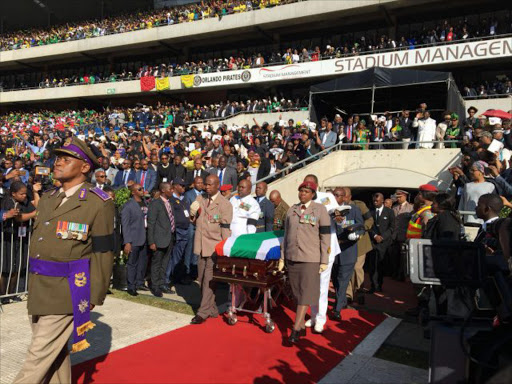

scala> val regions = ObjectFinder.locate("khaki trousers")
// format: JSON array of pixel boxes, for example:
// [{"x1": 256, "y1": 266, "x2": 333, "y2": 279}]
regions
[
  {"x1": 346, "y1": 254, "x2": 366, "y2": 300},
  {"x1": 196, "y1": 256, "x2": 218, "y2": 319},
  {"x1": 14, "y1": 314, "x2": 74, "y2": 384}
]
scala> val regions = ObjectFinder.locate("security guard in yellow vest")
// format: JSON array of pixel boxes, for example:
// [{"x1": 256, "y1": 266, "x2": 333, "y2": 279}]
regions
[
  {"x1": 14, "y1": 138, "x2": 115, "y2": 384},
  {"x1": 406, "y1": 184, "x2": 437, "y2": 239}
]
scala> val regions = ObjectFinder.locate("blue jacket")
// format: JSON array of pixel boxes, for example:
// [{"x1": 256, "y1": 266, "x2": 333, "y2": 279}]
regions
[
  {"x1": 136, "y1": 169, "x2": 157, "y2": 192},
  {"x1": 120, "y1": 198, "x2": 147, "y2": 247},
  {"x1": 113, "y1": 169, "x2": 136, "y2": 189},
  {"x1": 255, "y1": 197, "x2": 275, "y2": 232},
  {"x1": 320, "y1": 130, "x2": 337, "y2": 148},
  {"x1": 334, "y1": 205, "x2": 364, "y2": 265},
  {"x1": 184, "y1": 188, "x2": 203, "y2": 206}
]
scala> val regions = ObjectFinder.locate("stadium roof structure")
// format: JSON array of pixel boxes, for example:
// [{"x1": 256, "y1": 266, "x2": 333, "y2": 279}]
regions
[{"x1": 309, "y1": 67, "x2": 465, "y2": 122}]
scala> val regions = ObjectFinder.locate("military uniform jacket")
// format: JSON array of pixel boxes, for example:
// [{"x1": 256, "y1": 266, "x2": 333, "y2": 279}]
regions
[
  {"x1": 27, "y1": 182, "x2": 115, "y2": 316},
  {"x1": 282, "y1": 201, "x2": 331, "y2": 265},
  {"x1": 194, "y1": 193, "x2": 233, "y2": 257},
  {"x1": 255, "y1": 197, "x2": 275, "y2": 233},
  {"x1": 273, "y1": 200, "x2": 289, "y2": 230}
]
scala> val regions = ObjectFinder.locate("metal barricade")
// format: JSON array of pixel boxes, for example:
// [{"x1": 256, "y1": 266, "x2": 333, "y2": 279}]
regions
[{"x1": 0, "y1": 219, "x2": 32, "y2": 310}]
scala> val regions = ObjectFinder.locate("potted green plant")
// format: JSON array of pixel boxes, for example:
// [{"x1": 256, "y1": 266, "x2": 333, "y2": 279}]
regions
[{"x1": 112, "y1": 187, "x2": 131, "y2": 291}]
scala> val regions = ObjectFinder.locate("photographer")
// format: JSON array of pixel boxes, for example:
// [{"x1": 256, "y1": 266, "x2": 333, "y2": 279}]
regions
[{"x1": 423, "y1": 193, "x2": 462, "y2": 241}]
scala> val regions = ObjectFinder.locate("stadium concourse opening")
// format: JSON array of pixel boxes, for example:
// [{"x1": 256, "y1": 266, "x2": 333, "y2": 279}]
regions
[{"x1": 309, "y1": 67, "x2": 466, "y2": 122}]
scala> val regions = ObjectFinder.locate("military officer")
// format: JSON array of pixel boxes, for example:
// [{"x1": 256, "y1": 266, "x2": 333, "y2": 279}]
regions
[
  {"x1": 14, "y1": 137, "x2": 115, "y2": 384},
  {"x1": 302, "y1": 174, "x2": 341, "y2": 334},
  {"x1": 269, "y1": 190, "x2": 289, "y2": 231},
  {"x1": 279, "y1": 180, "x2": 331, "y2": 343},
  {"x1": 189, "y1": 174, "x2": 233, "y2": 324},
  {"x1": 255, "y1": 181, "x2": 275, "y2": 232},
  {"x1": 229, "y1": 179, "x2": 261, "y2": 237}
]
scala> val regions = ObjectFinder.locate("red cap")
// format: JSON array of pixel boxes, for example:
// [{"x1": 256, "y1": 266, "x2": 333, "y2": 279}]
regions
[
  {"x1": 220, "y1": 184, "x2": 233, "y2": 192},
  {"x1": 298, "y1": 181, "x2": 318, "y2": 192},
  {"x1": 419, "y1": 184, "x2": 438, "y2": 192}
]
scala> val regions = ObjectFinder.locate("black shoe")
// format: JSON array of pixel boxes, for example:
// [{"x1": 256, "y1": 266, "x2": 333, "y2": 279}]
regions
[
  {"x1": 347, "y1": 297, "x2": 353, "y2": 305},
  {"x1": 288, "y1": 329, "x2": 301, "y2": 343},
  {"x1": 181, "y1": 275, "x2": 193, "y2": 285},
  {"x1": 331, "y1": 311, "x2": 342, "y2": 321},
  {"x1": 299, "y1": 328, "x2": 306, "y2": 337},
  {"x1": 190, "y1": 315, "x2": 206, "y2": 324},
  {"x1": 151, "y1": 288, "x2": 163, "y2": 298},
  {"x1": 367, "y1": 287, "x2": 376, "y2": 294},
  {"x1": 127, "y1": 289, "x2": 138, "y2": 297},
  {"x1": 137, "y1": 285, "x2": 150, "y2": 291},
  {"x1": 11, "y1": 296, "x2": 22, "y2": 302},
  {"x1": 376, "y1": 287, "x2": 383, "y2": 293},
  {"x1": 160, "y1": 286, "x2": 175, "y2": 294},
  {"x1": 1, "y1": 298, "x2": 10, "y2": 305}
]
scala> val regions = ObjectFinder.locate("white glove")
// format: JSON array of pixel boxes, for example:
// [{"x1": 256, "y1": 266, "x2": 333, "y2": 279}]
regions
[{"x1": 348, "y1": 233, "x2": 360, "y2": 241}]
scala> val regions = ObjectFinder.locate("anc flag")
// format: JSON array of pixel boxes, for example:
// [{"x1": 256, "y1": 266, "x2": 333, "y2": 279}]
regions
[{"x1": 215, "y1": 231, "x2": 284, "y2": 260}]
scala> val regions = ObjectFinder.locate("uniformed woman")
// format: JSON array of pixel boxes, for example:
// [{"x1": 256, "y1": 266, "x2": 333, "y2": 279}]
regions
[{"x1": 279, "y1": 181, "x2": 331, "y2": 343}]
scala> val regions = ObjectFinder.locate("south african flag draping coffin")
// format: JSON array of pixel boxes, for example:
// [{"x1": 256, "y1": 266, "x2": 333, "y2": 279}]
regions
[
  {"x1": 215, "y1": 230, "x2": 284, "y2": 260},
  {"x1": 213, "y1": 231, "x2": 284, "y2": 286}
]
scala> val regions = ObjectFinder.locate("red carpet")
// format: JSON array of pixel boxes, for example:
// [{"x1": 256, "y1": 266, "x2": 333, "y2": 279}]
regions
[{"x1": 73, "y1": 303, "x2": 385, "y2": 384}]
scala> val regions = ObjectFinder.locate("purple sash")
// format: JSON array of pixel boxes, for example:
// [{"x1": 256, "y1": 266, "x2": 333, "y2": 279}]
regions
[{"x1": 29, "y1": 258, "x2": 95, "y2": 353}]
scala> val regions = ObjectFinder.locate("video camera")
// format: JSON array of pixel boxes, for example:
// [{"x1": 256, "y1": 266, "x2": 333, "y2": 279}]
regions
[{"x1": 407, "y1": 238, "x2": 512, "y2": 383}]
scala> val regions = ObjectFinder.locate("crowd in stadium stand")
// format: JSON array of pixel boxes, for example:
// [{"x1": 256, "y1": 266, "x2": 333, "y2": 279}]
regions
[
  {"x1": 0, "y1": 0, "x2": 297, "y2": 52},
  {"x1": 1, "y1": 13, "x2": 511, "y2": 91},
  {"x1": 462, "y1": 77, "x2": 512, "y2": 98}
]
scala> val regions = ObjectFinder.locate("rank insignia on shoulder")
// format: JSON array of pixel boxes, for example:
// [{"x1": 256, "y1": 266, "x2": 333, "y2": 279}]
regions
[
  {"x1": 79, "y1": 188, "x2": 87, "y2": 200},
  {"x1": 90, "y1": 187, "x2": 112, "y2": 201}
]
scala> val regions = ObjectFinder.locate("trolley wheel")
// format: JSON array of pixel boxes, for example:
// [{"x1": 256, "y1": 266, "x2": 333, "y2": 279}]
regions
[
  {"x1": 228, "y1": 315, "x2": 238, "y2": 325},
  {"x1": 265, "y1": 321, "x2": 275, "y2": 333}
]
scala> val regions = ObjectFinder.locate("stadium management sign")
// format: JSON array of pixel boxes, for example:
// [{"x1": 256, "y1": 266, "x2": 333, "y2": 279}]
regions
[{"x1": 189, "y1": 37, "x2": 511, "y2": 89}]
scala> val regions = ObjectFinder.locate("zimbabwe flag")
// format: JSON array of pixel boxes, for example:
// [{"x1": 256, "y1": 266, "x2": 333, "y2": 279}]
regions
[{"x1": 215, "y1": 231, "x2": 284, "y2": 261}]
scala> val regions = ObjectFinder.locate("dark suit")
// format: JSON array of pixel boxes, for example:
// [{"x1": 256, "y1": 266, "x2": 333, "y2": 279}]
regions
[
  {"x1": 368, "y1": 206, "x2": 395, "y2": 290},
  {"x1": 256, "y1": 157, "x2": 271, "y2": 181},
  {"x1": 255, "y1": 196, "x2": 275, "y2": 232},
  {"x1": 147, "y1": 197, "x2": 175, "y2": 290},
  {"x1": 185, "y1": 169, "x2": 208, "y2": 187},
  {"x1": 121, "y1": 198, "x2": 148, "y2": 290},
  {"x1": 136, "y1": 169, "x2": 157, "y2": 193},
  {"x1": 399, "y1": 117, "x2": 413, "y2": 139},
  {"x1": 172, "y1": 164, "x2": 187, "y2": 180},
  {"x1": 113, "y1": 169, "x2": 136, "y2": 189},
  {"x1": 333, "y1": 207, "x2": 364, "y2": 312},
  {"x1": 209, "y1": 167, "x2": 238, "y2": 188},
  {"x1": 183, "y1": 188, "x2": 204, "y2": 274}
]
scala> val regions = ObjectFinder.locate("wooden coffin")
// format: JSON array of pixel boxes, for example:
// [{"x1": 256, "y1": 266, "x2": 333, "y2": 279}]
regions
[{"x1": 213, "y1": 257, "x2": 283, "y2": 288}]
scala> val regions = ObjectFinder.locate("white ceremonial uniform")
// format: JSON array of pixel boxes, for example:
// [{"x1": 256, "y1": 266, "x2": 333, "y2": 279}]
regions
[
  {"x1": 229, "y1": 195, "x2": 261, "y2": 237},
  {"x1": 311, "y1": 191, "x2": 341, "y2": 328}
]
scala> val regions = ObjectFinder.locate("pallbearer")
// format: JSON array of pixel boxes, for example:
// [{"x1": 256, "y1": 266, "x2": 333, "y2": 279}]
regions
[
  {"x1": 279, "y1": 181, "x2": 331, "y2": 344},
  {"x1": 14, "y1": 137, "x2": 115, "y2": 384}
]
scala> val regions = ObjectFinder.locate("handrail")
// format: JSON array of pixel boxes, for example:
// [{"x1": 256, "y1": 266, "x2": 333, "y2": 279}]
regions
[
  {"x1": 256, "y1": 140, "x2": 462, "y2": 185},
  {"x1": 2, "y1": 33, "x2": 512, "y2": 92}
]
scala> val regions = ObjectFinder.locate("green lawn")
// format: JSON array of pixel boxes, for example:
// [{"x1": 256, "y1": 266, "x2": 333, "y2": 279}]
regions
[{"x1": 110, "y1": 289, "x2": 195, "y2": 316}]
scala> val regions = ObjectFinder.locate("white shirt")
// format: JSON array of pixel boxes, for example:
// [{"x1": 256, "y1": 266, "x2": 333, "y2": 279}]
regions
[
  {"x1": 314, "y1": 191, "x2": 341, "y2": 262},
  {"x1": 230, "y1": 194, "x2": 261, "y2": 237}
]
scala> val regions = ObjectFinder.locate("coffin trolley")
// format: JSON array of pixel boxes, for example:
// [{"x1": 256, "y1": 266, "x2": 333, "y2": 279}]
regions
[{"x1": 212, "y1": 231, "x2": 287, "y2": 333}]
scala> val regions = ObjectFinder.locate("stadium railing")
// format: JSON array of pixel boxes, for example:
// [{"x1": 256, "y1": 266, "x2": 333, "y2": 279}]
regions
[{"x1": 1, "y1": 33, "x2": 511, "y2": 92}]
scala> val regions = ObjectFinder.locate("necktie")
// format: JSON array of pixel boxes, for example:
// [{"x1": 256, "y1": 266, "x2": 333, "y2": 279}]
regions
[
  {"x1": 376, "y1": 209, "x2": 380, "y2": 221},
  {"x1": 162, "y1": 197, "x2": 175, "y2": 232},
  {"x1": 124, "y1": 171, "x2": 129, "y2": 185},
  {"x1": 219, "y1": 169, "x2": 224, "y2": 184},
  {"x1": 195, "y1": 170, "x2": 199, "y2": 178},
  {"x1": 141, "y1": 171, "x2": 146, "y2": 189},
  {"x1": 54, "y1": 192, "x2": 66, "y2": 210},
  {"x1": 301, "y1": 204, "x2": 306, "y2": 214}
]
